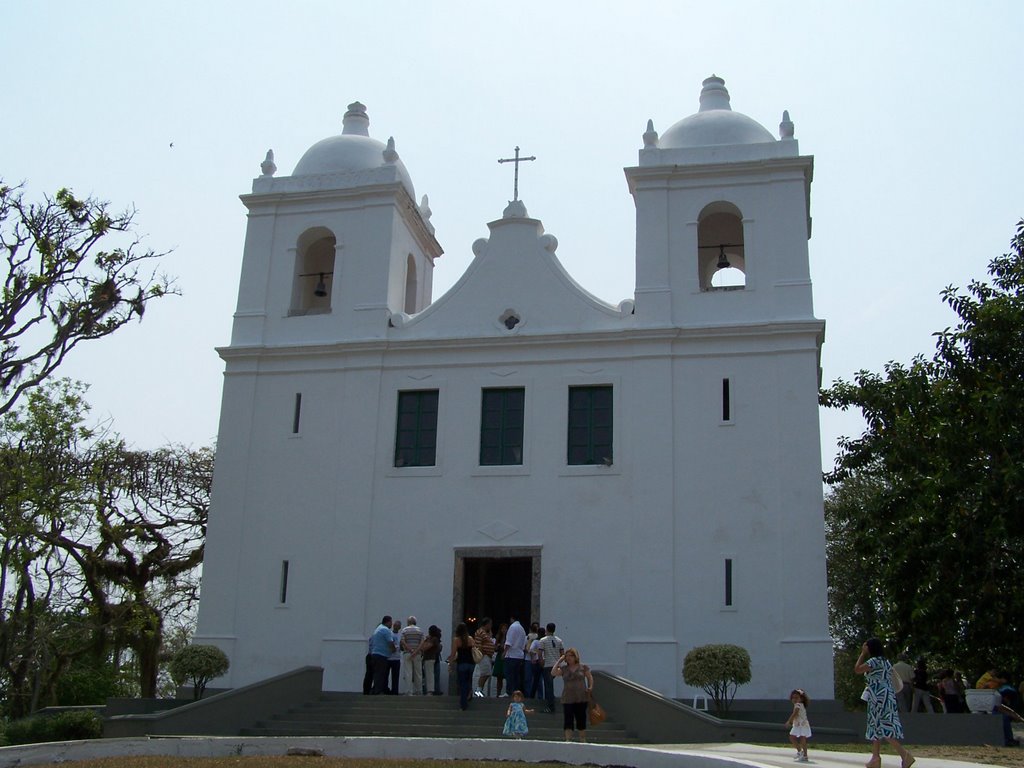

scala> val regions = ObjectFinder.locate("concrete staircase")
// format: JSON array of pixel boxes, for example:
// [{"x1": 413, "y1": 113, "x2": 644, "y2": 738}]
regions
[{"x1": 242, "y1": 692, "x2": 641, "y2": 743}]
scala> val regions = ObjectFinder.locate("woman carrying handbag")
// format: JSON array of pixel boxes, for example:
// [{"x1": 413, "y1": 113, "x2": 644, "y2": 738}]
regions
[
  {"x1": 855, "y1": 638, "x2": 915, "y2": 768},
  {"x1": 552, "y1": 647, "x2": 595, "y2": 742}
]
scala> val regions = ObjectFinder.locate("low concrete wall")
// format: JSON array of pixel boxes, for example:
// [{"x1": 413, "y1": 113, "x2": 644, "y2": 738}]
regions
[
  {"x1": 898, "y1": 711, "x2": 1007, "y2": 746},
  {"x1": 691, "y1": 692, "x2": 1005, "y2": 746},
  {"x1": 593, "y1": 672, "x2": 859, "y2": 744},
  {"x1": 103, "y1": 666, "x2": 323, "y2": 738}
]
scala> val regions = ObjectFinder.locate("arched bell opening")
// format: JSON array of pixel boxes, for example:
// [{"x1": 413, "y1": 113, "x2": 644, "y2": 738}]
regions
[
  {"x1": 697, "y1": 203, "x2": 746, "y2": 291},
  {"x1": 291, "y1": 227, "x2": 337, "y2": 314}
]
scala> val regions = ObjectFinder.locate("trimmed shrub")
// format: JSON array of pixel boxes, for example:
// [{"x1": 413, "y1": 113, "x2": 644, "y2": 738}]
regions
[
  {"x1": 2, "y1": 709, "x2": 103, "y2": 745},
  {"x1": 682, "y1": 643, "x2": 752, "y2": 714},
  {"x1": 169, "y1": 644, "x2": 229, "y2": 700}
]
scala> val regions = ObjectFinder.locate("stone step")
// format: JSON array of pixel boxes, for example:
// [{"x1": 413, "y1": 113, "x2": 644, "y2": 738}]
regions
[
  {"x1": 300, "y1": 696, "x2": 557, "y2": 718},
  {"x1": 242, "y1": 691, "x2": 640, "y2": 743},
  {"x1": 285, "y1": 711, "x2": 568, "y2": 726},
  {"x1": 258, "y1": 714, "x2": 630, "y2": 732},
  {"x1": 243, "y1": 724, "x2": 640, "y2": 743}
]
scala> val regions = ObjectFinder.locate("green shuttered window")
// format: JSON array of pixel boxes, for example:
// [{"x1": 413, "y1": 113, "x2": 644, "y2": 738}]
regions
[
  {"x1": 567, "y1": 385, "x2": 613, "y2": 465},
  {"x1": 480, "y1": 387, "x2": 525, "y2": 465},
  {"x1": 394, "y1": 390, "x2": 439, "y2": 467}
]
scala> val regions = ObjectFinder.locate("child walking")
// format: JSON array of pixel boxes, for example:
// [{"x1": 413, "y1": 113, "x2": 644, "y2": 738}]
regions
[
  {"x1": 502, "y1": 690, "x2": 533, "y2": 738},
  {"x1": 785, "y1": 688, "x2": 812, "y2": 762}
]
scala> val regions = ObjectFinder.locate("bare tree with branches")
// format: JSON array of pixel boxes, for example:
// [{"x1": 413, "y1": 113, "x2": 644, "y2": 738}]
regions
[{"x1": 0, "y1": 182, "x2": 177, "y2": 416}]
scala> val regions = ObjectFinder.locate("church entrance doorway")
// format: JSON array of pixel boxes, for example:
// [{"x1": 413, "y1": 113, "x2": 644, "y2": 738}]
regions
[{"x1": 452, "y1": 547, "x2": 541, "y2": 634}]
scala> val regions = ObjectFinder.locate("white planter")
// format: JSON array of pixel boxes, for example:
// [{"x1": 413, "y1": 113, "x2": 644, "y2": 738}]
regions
[{"x1": 965, "y1": 689, "x2": 1000, "y2": 714}]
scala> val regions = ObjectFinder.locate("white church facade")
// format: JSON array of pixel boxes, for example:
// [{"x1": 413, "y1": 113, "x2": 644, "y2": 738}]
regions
[{"x1": 194, "y1": 76, "x2": 834, "y2": 700}]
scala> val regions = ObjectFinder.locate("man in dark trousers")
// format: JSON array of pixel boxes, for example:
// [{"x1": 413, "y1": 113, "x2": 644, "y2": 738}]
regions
[
  {"x1": 536, "y1": 622, "x2": 564, "y2": 713},
  {"x1": 369, "y1": 615, "x2": 395, "y2": 695}
]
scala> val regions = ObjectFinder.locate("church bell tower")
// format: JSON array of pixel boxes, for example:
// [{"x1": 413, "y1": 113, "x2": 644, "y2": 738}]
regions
[
  {"x1": 230, "y1": 101, "x2": 442, "y2": 349},
  {"x1": 626, "y1": 76, "x2": 815, "y2": 330}
]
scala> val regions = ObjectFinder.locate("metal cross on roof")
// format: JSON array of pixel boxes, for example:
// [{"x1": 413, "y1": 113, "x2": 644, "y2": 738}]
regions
[{"x1": 497, "y1": 145, "x2": 536, "y2": 202}]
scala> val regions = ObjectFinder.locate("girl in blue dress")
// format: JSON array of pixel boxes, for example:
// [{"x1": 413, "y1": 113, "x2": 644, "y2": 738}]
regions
[
  {"x1": 855, "y1": 638, "x2": 915, "y2": 768},
  {"x1": 502, "y1": 690, "x2": 533, "y2": 738}
]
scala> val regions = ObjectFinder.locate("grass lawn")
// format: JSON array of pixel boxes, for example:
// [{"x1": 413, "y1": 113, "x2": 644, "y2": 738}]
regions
[{"x1": 9, "y1": 761, "x2": 571, "y2": 768}]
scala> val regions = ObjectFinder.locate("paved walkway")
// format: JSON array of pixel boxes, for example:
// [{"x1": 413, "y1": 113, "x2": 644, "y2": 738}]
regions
[
  {"x1": 0, "y1": 737, "x2": 1006, "y2": 768},
  {"x1": 668, "y1": 743, "x2": 991, "y2": 768}
]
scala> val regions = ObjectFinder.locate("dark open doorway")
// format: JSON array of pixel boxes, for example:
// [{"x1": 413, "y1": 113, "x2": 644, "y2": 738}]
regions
[
  {"x1": 463, "y1": 557, "x2": 531, "y2": 630},
  {"x1": 453, "y1": 547, "x2": 541, "y2": 634}
]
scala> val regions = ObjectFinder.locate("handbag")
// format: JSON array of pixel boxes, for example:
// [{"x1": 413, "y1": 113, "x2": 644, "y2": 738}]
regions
[
  {"x1": 588, "y1": 694, "x2": 607, "y2": 726},
  {"x1": 890, "y1": 664, "x2": 904, "y2": 693}
]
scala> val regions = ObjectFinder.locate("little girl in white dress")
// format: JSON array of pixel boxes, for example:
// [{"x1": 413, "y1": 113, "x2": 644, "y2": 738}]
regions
[{"x1": 785, "y1": 688, "x2": 812, "y2": 762}]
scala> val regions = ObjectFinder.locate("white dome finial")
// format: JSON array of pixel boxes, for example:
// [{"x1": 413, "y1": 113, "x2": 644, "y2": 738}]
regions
[
  {"x1": 383, "y1": 136, "x2": 399, "y2": 164},
  {"x1": 342, "y1": 101, "x2": 370, "y2": 136},
  {"x1": 699, "y1": 75, "x2": 731, "y2": 112},
  {"x1": 260, "y1": 149, "x2": 277, "y2": 177},
  {"x1": 419, "y1": 194, "x2": 434, "y2": 234},
  {"x1": 779, "y1": 110, "x2": 795, "y2": 139},
  {"x1": 643, "y1": 119, "x2": 659, "y2": 148}
]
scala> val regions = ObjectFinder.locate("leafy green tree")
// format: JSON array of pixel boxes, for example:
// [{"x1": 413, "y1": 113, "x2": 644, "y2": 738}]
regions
[
  {"x1": 832, "y1": 647, "x2": 868, "y2": 711},
  {"x1": 682, "y1": 643, "x2": 751, "y2": 714},
  {"x1": 821, "y1": 220, "x2": 1024, "y2": 680},
  {"x1": 0, "y1": 379, "x2": 96, "y2": 717},
  {"x1": 48, "y1": 440, "x2": 212, "y2": 699},
  {"x1": 0, "y1": 182, "x2": 176, "y2": 416},
  {"x1": 0, "y1": 381, "x2": 211, "y2": 712},
  {"x1": 0, "y1": 180, "x2": 182, "y2": 714},
  {"x1": 824, "y1": 470, "x2": 889, "y2": 648},
  {"x1": 51, "y1": 607, "x2": 134, "y2": 706}
]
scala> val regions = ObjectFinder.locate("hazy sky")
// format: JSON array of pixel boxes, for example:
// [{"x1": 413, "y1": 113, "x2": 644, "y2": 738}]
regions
[{"x1": 3, "y1": 2, "x2": 1022, "y2": 475}]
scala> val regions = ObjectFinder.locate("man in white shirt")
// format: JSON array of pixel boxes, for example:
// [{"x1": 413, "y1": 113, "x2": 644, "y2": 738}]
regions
[
  {"x1": 892, "y1": 655, "x2": 914, "y2": 712},
  {"x1": 503, "y1": 616, "x2": 527, "y2": 697}
]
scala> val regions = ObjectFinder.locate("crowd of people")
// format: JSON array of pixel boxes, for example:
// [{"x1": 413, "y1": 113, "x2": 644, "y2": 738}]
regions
[
  {"x1": 362, "y1": 613, "x2": 595, "y2": 741},
  {"x1": 362, "y1": 615, "x2": 445, "y2": 697},
  {"x1": 889, "y1": 656, "x2": 1024, "y2": 745},
  {"x1": 889, "y1": 656, "x2": 1024, "y2": 721},
  {"x1": 365, "y1": 618, "x2": 1023, "y2": 751}
]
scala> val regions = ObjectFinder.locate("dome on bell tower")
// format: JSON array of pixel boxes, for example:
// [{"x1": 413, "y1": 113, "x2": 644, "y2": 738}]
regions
[
  {"x1": 658, "y1": 76, "x2": 775, "y2": 149},
  {"x1": 292, "y1": 102, "x2": 416, "y2": 198}
]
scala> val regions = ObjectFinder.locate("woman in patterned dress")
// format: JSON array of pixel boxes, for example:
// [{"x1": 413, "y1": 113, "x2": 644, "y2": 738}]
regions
[{"x1": 855, "y1": 638, "x2": 915, "y2": 768}]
